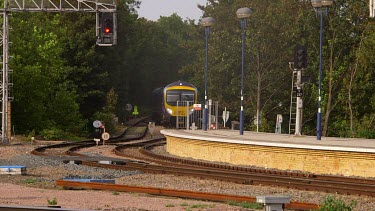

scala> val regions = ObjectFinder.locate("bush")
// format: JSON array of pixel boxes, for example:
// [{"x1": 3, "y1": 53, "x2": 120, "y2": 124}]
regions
[
  {"x1": 319, "y1": 195, "x2": 357, "y2": 211},
  {"x1": 40, "y1": 128, "x2": 65, "y2": 140},
  {"x1": 92, "y1": 111, "x2": 116, "y2": 133},
  {"x1": 356, "y1": 130, "x2": 375, "y2": 139}
]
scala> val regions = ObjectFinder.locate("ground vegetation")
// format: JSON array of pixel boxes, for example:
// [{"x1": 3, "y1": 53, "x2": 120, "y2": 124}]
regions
[{"x1": 5, "y1": 0, "x2": 375, "y2": 138}]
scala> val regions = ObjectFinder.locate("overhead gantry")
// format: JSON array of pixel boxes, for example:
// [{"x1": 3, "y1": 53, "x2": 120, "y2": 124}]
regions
[{"x1": 0, "y1": 0, "x2": 117, "y2": 144}]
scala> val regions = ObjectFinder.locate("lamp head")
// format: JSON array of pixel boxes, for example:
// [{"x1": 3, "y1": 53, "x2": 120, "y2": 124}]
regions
[
  {"x1": 321, "y1": 0, "x2": 334, "y2": 6},
  {"x1": 236, "y1": 7, "x2": 252, "y2": 19},
  {"x1": 311, "y1": 0, "x2": 322, "y2": 8},
  {"x1": 201, "y1": 17, "x2": 215, "y2": 27}
]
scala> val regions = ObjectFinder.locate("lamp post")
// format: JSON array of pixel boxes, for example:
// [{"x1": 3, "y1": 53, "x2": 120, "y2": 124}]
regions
[
  {"x1": 236, "y1": 7, "x2": 252, "y2": 135},
  {"x1": 201, "y1": 17, "x2": 214, "y2": 131},
  {"x1": 312, "y1": 0, "x2": 333, "y2": 140}
]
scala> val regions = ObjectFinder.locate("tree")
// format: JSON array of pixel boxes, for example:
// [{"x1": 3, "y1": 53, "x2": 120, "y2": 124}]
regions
[
  {"x1": 321, "y1": 0, "x2": 370, "y2": 137},
  {"x1": 181, "y1": 0, "x2": 314, "y2": 132},
  {"x1": 10, "y1": 13, "x2": 84, "y2": 134}
]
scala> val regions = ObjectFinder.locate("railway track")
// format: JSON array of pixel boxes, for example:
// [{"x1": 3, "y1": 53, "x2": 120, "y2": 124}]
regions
[
  {"x1": 29, "y1": 121, "x2": 375, "y2": 210},
  {"x1": 111, "y1": 139, "x2": 375, "y2": 197},
  {"x1": 55, "y1": 180, "x2": 319, "y2": 210},
  {"x1": 31, "y1": 117, "x2": 150, "y2": 157}
]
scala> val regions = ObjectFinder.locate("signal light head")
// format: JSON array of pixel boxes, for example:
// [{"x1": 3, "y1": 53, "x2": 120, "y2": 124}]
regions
[{"x1": 104, "y1": 27, "x2": 111, "y2": 33}]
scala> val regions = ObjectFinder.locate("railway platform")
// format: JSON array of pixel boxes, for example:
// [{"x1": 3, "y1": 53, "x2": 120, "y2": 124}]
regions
[{"x1": 160, "y1": 129, "x2": 375, "y2": 178}]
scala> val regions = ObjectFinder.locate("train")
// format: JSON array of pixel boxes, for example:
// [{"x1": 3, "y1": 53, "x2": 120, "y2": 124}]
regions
[{"x1": 152, "y1": 81, "x2": 198, "y2": 125}]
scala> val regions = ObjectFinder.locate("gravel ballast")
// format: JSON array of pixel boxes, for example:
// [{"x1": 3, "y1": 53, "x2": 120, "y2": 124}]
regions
[{"x1": 0, "y1": 140, "x2": 374, "y2": 211}]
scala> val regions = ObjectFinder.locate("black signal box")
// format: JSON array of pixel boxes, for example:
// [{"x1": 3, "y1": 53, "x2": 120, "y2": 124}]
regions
[
  {"x1": 294, "y1": 44, "x2": 307, "y2": 69},
  {"x1": 97, "y1": 12, "x2": 117, "y2": 46}
]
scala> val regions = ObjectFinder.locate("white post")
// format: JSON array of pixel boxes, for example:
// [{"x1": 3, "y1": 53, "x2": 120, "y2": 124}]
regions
[
  {"x1": 215, "y1": 101, "x2": 218, "y2": 130},
  {"x1": 186, "y1": 101, "x2": 190, "y2": 130},
  {"x1": 224, "y1": 107, "x2": 227, "y2": 128},
  {"x1": 256, "y1": 109, "x2": 260, "y2": 132},
  {"x1": 208, "y1": 99, "x2": 212, "y2": 129},
  {"x1": 176, "y1": 101, "x2": 179, "y2": 129},
  {"x1": 94, "y1": 138, "x2": 100, "y2": 147},
  {"x1": 295, "y1": 70, "x2": 302, "y2": 136}
]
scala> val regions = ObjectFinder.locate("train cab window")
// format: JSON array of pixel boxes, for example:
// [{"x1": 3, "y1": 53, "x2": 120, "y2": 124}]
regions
[
  {"x1": 166, "y1": 90, "x2": 195, "y2": 105},
  {"x1": 166, "y1": 90, "x2": 180, "y2": 105},
  {"x1": 181, "y1": 91, "x2": 194, "y2": 102}
]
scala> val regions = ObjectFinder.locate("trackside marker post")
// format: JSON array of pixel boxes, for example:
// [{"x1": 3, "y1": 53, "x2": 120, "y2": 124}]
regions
[
  {"x1": 94, "y1": 138, "x2": 100, "y2": 147},
  {"x1": 148, "y1": 122, "x2": 155, "y2": 138},
  {"x1": 101, "y1": 131, "x2": 110, "y2": 145}
]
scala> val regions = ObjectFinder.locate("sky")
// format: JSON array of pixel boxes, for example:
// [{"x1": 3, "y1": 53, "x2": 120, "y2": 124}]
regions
[{"x1": 136, "y1": 0, "x2": 208, "y2": 22}]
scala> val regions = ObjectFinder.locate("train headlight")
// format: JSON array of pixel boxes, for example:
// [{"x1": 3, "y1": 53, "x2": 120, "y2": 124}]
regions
[{"x1": 167, "y1": 108, "x2": 173, "y2": 115}]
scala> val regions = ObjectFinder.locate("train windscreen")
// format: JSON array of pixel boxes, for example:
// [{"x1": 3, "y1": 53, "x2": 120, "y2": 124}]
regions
[
  {"x1": 166, "y1": 90, "x2": 180, "y2": 104},
  {"x1": 166, "y1": 90, "x2": 195, "y2": 105},
  {"x1": 181, "y1": 91, "x2": 194, "y2": 102}
]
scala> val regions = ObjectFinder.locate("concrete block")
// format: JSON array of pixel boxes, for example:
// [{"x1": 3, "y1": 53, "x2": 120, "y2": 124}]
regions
[
  {"x1": 256, "y1": 196, "x2": 291, "y2": 211},
  {"x1": 0, "y1": 166, "x2": 26, "y2": 175}
]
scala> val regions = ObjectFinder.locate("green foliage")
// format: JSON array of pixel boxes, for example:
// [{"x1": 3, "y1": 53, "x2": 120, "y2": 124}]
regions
[
  {"x1": 319, "y1": 195, "x2": 357, "y2": 211},
  {"x1": 165, "y1": 204, "x2": 175, "y2": 207},
  {"x1": 227, "y1": 201, "x2": 263, "y2": 209},
  {"x1": 190, "y1": 204, "x2": 214, "y2": 209},
  {"x1": 47, "y1": 197, "x2": 58, "y2": 205},
  {"x1": 40, "y1": 128, "x2": 65, "y2": 140},
  {"x1": 112, "y1": 191, "x2": 120, "y2": 195},
  {"x1": 357, "y1": 130, "x2": 375, "y2": 139},
  {"x1": 355, "y1": 114, "x2": 375, "y2": 138},
  {"x1": 5, "y1": 0, "x2": 375, "y2": 139},
  {"x1": 27, "y1": 130, "x2": 36, "y2": 141},
  {"x1": 10, "y1": 12, "x2": 87, "y2": 137},
  {"x1": 23, "y1": 178, "x2": 38, "y2": 184},
  {"x1": 104, "y1": 88, "x2": 118, "y2": 114},
  {"x1": 92, "y1": 111, "x2": 116, "y2": 133},
  {"x1": 331, "y1": 120, "x2": 352, "y2": 138},
  {"x1": 180, "y1": 203, "x2": 189, "y2": 207}
]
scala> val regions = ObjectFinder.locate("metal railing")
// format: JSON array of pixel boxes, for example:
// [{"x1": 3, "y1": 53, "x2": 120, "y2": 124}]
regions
[{"x1": 176, "y1": 100, "x2": 219, "y2": 130}]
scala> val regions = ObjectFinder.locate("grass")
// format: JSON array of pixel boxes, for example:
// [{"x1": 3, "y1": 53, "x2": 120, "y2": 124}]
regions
[
  {"x1": 165, "y1": 204, "x2": 175, "y2": 207},
  {"x1": 178, "y1": 203, "x2": 215, "y2": 210},
  {"x1": 189, "y1": 204, "x2": 214, "y2": 209},
  {"x1": 112, "y1": 191, "x2": 120, "y2": 195},
  {"x1": 23, "y1": 178, "x2": 38, "y2": 184},
  {"x1": 227, "y1": 201, "x2": 264, "y2": 209},
  {"x1": 47, "y1": 197, "x2": 57, "y2": 205},
  {"x1": 319, "y1": 195, "x2": 357, "y2": 211}
]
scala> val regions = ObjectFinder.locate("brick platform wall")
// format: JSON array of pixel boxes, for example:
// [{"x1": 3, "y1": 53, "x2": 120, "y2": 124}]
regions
[{"x1": 165, "y1": 136, "x2": 375, "y2": 178}]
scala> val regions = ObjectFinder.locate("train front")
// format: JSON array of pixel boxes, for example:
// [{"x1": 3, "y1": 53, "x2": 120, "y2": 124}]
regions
[{"x1": 163, "y1": 81, "x2": 197, "y2": 124}]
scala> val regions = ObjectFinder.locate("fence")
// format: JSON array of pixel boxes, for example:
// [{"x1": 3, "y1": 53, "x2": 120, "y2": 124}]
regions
[{"x1": 176, "y1": 100, "x2": 219, "y2": 130}]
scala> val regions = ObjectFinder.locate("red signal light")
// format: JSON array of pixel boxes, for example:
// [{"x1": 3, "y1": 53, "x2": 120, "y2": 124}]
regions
[{"x1": 104, "y1": 27, "x2": 111, "y2": 33}]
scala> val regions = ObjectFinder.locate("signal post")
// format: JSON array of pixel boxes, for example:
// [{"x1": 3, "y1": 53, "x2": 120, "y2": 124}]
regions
[
  {"x1": 0, "y1": 0, "x2": 117, "y2": 144},
  {"x1": 293, "y1": 44, "x2": 307, "y2": 136}
]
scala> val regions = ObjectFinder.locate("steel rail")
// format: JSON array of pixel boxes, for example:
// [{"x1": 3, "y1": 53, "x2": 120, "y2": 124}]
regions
[
  {"x1": 140, "y1": 142, "x2": 375, "y2": 185},
  {"x1": 79, "y1": 158, "x2": 375, "y2": 197},
  {"x1": 30, "y1": 123, "x2": 375, "y2": 197},
  {"x1": 0, "y1": 205, "x2": 86, "y2": 211},
  {"x1": 111, "y1": 141, "x2": 375, "y2": 196},
  {"x1": 31, "y1": 117, "x2": 150, "y2": 156},
  {"x1": 55, "y1": 180, "x2": 319, "y2": 210}
]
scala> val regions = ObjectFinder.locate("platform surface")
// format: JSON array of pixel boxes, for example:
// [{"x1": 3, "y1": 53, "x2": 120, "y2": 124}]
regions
[{"x1": 161, "y1": 129, "x2": 375, "y2": 153}]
